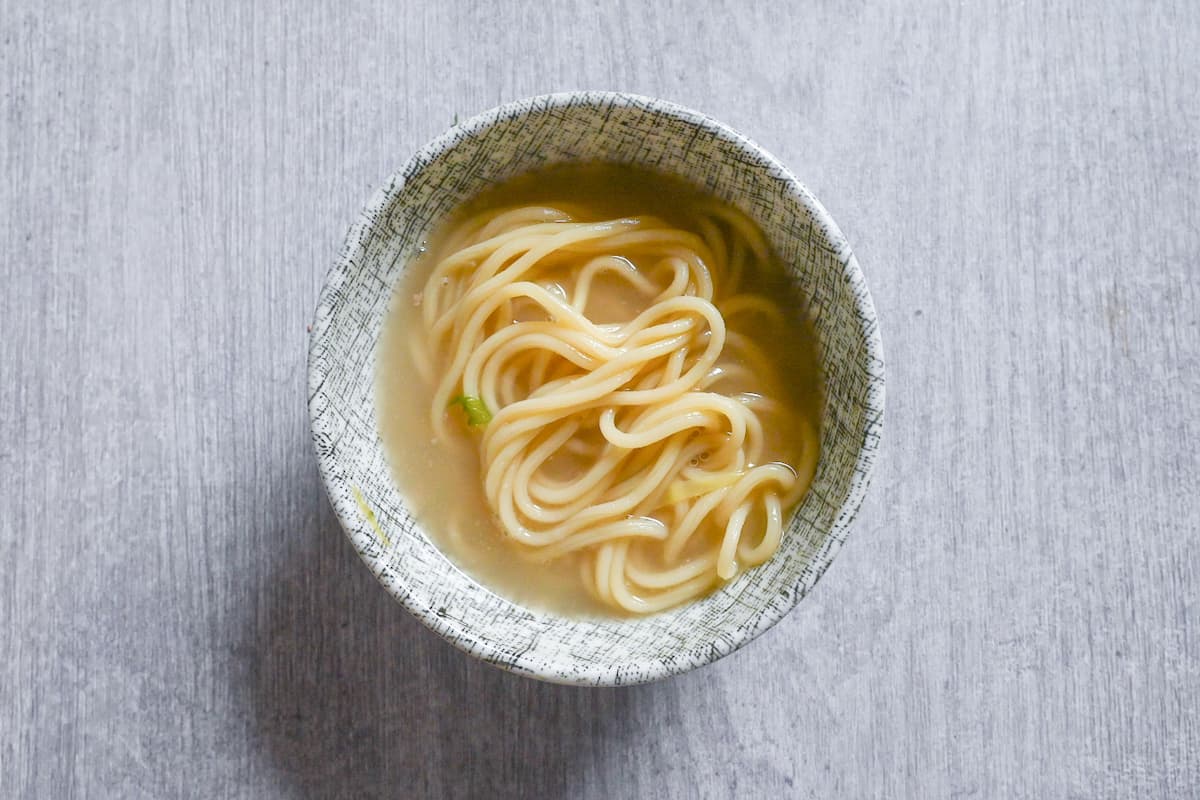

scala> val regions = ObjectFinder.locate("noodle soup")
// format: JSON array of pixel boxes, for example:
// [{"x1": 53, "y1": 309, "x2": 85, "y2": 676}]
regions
[{"x1": 378, "y1": 164, "x2": 822, "y2": 616}]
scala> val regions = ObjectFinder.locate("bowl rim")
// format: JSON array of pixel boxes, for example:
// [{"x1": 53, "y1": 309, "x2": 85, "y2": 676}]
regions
[{"x1": 308, "y1": 91, "x2": 886, "y2": 685}]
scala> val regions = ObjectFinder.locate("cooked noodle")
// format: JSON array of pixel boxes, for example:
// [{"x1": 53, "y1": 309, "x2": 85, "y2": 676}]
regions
[{"x1": 409, "y1": 194, "x2": 819, "y2": 614}]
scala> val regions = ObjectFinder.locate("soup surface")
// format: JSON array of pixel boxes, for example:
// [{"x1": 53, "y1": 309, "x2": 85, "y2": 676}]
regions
[{"x1": 377, "y1": 164, "x2": 822, "y2": 616}]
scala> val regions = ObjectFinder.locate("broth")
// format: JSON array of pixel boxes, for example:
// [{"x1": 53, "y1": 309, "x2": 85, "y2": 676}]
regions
[{"x1": 377, "y1": 164, "x2": 822, "y2": 616}]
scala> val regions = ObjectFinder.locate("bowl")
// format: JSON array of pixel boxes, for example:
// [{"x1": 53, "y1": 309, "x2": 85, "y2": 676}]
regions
[{"x1": 308, "y1": 92, "x2": 884, "y2": 686}]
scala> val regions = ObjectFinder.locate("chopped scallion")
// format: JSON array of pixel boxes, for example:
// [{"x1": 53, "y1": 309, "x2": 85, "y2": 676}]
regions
[{"x1": 448, "y1": 395, "x2": 492, "y2": 427}]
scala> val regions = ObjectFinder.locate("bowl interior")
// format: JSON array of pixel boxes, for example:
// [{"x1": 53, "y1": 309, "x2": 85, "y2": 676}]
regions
[{"x1": 309, "y1": 93, "x2": 884, "y2": 685}]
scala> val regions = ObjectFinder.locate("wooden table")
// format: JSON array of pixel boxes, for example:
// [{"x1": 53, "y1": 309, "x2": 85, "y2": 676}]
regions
[{"x1": 4, "y1": 2, "x2": 1197, "y2": 796}]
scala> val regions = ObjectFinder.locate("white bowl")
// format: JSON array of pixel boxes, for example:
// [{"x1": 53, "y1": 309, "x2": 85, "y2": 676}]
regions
[{"x1": 308, "y1": 92, "x2": 884, "y2": 685}]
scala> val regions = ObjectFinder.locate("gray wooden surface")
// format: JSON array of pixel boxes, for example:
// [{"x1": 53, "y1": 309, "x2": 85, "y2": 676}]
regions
[{"x1": 3, "y1": 1, "x2": 1198, "y2": 797}]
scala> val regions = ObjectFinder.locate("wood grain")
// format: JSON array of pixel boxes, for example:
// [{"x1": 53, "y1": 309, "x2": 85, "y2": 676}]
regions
[{"x1": 2, "y1": 1, "x2": 1198, "y2": 796}]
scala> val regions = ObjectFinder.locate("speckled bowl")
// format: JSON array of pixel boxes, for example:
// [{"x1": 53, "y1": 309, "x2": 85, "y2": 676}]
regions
[{"x1": 308, "y1": 92, "x2": 884, "y2": 685}]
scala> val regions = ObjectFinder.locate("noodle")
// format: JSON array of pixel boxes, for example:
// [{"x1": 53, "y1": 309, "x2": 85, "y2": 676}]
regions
[{"x1": 407, "y1": 187, "x2": 820, "y2": 614}]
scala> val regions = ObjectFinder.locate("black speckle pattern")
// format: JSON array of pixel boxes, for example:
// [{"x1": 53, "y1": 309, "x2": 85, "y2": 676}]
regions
[{"x1": 307, "y1": 92, "x2": 885, "y2": 686}]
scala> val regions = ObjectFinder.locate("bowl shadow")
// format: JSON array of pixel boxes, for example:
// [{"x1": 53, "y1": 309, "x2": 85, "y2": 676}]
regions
[{"x1": 239, "y1": 454, "x2": 670, "y2": 799}]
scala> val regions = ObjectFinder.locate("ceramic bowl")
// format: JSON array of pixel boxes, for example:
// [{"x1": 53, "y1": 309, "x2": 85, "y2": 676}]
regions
[{"x1": 308, "y1": 92, "x2": 884, "y2": 685}]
